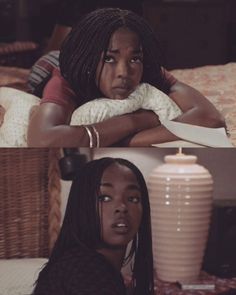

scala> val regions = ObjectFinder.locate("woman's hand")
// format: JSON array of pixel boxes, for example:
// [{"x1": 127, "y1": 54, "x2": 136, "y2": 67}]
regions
[{"x1": 125, "y1": 81, "x2": 226, "y2": 146}]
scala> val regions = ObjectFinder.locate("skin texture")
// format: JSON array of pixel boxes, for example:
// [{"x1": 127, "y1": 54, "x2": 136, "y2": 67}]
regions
[
  {"x1": 27, "y1": 28, "x2": 225, "y2": 147},
  {"x1": 96, "y1": 28, "x2": 143, "y2": 100},
  {"x1": 97, "y1": 163, "x2": 143, "y2": 270}
]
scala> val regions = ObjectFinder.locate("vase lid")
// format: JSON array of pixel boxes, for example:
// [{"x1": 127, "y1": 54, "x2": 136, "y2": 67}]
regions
[{"x1": 165, "y1": 153, "x2": 197, "y2": 165}]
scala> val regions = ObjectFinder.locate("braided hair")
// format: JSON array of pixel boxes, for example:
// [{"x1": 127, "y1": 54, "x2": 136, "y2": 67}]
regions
[
  {"x1": 36, "y1": 157, "x2": 154, "y2": 295},
  {"x1": 59, "y1": 8, "x2": 169, "y2": 105}
]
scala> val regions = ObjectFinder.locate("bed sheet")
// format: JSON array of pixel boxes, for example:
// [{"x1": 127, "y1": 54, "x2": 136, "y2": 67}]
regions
[{"x1": 171, "y1": 63, "x2": 236, "y2": 146}]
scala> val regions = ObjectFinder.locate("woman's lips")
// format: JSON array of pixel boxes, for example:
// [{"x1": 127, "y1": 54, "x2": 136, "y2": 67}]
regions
[
  {"x1": 112, "y1": 221, "x2": 129, "y2": 234},
  {"x1": 114, "y1": 87, "x2": 130, "y2": 92}
]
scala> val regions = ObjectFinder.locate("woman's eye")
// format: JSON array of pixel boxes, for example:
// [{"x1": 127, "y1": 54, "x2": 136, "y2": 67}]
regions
[
  {"x1": 98, "y1": 195, "x2": 112, "y2": 202},
  {"x1": 131, "y1": 56, "x2": 143, "y2": 63},
  {"x1": 104, "y1": 56, "x2": 115, "y2": 63},
  {"x1": 128, "y1": 196, "x2": 141, "y2": 203}
]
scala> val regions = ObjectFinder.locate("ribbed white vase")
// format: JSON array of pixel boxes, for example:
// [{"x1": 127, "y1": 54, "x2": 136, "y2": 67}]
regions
[{"x1": 148, "y1": 153, "x2": 213, "y2": 283}]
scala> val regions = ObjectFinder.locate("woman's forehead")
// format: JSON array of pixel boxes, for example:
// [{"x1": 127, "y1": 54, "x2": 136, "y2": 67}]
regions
[
  {"x1": 100, "y1": 163, "x2": 139, "y2": 186},
  {"x1": 108, "y1": 27, "x2": 142, "y2": 51}
]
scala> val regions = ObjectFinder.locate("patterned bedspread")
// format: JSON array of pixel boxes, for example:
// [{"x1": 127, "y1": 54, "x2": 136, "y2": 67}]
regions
[{"x1": 171, "y1": 63, "x2": 236, "y2": 146}]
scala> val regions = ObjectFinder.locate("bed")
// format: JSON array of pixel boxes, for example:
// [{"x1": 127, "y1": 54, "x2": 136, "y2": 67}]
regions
[
  {"x1": 0, "y1": 63, "x2": 236, "y2": 147},
  {"x1": 0, "y1": 148, "x2": 61, "y2": 295}
]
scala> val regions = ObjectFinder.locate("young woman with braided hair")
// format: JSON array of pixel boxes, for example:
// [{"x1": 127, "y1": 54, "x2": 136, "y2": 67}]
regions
[
  {"x1": 33, "y1": 157, "x2": 154, "y2": 295},
  {"x1": 28, "y1": 8, "x2": 224, "y2": 147}
]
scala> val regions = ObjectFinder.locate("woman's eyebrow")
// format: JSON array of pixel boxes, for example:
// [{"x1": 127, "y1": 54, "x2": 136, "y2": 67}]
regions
[
  {"x1": 100, "y1": 182, "x2": 141, "y2": 191},
  {"x1": 126, "y1": 184, "x2": 141, "y2": 191},
  {"x1": 100, "y1": 182, "x2": 113, "y2": 187},
  {"x1": 107, "y1": 48, "x2": 143, "y2": 54}
]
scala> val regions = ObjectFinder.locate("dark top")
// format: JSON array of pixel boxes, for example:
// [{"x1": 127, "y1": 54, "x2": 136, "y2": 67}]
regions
[
  {"x1": 56, "y1": 0, "x2": 143, "y2": 26},
  {"x1": 33, "y1": 247, "x2": 127, "y2": 295}
]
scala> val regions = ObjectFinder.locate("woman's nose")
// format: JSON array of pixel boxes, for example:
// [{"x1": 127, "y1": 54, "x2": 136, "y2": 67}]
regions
[
  {"x1": 115, "y1": 202, "x2": 128, "y2": 214},
  {"x1": 116, "y1": 61, "x2": 130, "y2": 78}
]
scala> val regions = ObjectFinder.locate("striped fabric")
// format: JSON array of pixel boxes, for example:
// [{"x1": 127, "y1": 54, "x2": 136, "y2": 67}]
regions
[{"x1": 27, "y1": 51, "x2": 59, "y2": 96}]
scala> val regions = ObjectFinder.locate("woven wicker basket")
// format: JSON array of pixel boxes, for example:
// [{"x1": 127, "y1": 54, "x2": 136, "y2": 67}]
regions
[{"x1": 0, "y1": 148, "x2": 61, "y2": 259}]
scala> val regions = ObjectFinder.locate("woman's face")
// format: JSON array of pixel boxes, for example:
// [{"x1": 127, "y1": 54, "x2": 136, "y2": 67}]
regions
[
  {"x1": 98, "y1": 163, "x2": 143, "y2": 248},
  {"x1": 96, "y1": 27, "x2": 143, "y2": 100}
]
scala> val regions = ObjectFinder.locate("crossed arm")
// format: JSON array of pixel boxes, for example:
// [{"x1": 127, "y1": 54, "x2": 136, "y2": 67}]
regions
[
  {"x1": 126, "y1": 81, "x2": 226, "y2": 146},
  {"x1": 27, "y1": 81, "x2": 225, "y2": 147}
]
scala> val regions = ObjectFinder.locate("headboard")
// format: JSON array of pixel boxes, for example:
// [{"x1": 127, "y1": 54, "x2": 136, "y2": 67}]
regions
[{"x1": 0, "y1": 148, "x2": 61, "y2": 259}]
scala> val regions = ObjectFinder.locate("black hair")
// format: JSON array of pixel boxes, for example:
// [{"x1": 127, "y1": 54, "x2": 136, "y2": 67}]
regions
[
  {"x1": 35, "y1": 157, "x2": 154, "y2": 295},
  {"x1": 59, "y1": 8, "x2": 170, "y2": 105}
]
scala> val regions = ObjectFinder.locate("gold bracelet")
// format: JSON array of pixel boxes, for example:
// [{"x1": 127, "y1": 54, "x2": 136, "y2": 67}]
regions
[
  {"x1": 84, "y1": 126, "x2": 93, "y2": 147},
  {"x1": 91, "y1": 125, "x2": 100, "y2": 148}
]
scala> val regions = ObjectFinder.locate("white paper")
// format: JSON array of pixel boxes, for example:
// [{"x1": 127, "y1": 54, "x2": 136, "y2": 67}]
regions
[{"x1": 154, "y1": 120, "x2": 234, "y2": 148}]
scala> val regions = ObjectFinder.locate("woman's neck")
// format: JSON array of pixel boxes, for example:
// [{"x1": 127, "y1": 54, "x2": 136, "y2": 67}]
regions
[{"x1": 97, "y1": 247, "x2": 126, "y2": 271}]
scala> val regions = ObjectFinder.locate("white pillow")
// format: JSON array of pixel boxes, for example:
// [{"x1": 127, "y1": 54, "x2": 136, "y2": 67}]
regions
[
  {"x1": 71, "y1": 83, "x2": 182, "y2": 125},
  {"x1": 0, "y1": 87, "x2": 40, "y2": 147},
  {"x1": 0, "y1": 258, "x2": 47, "y2": 295},
  {"x1": 0, "y1": 84, "x2": 182, "y2": 147}
]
